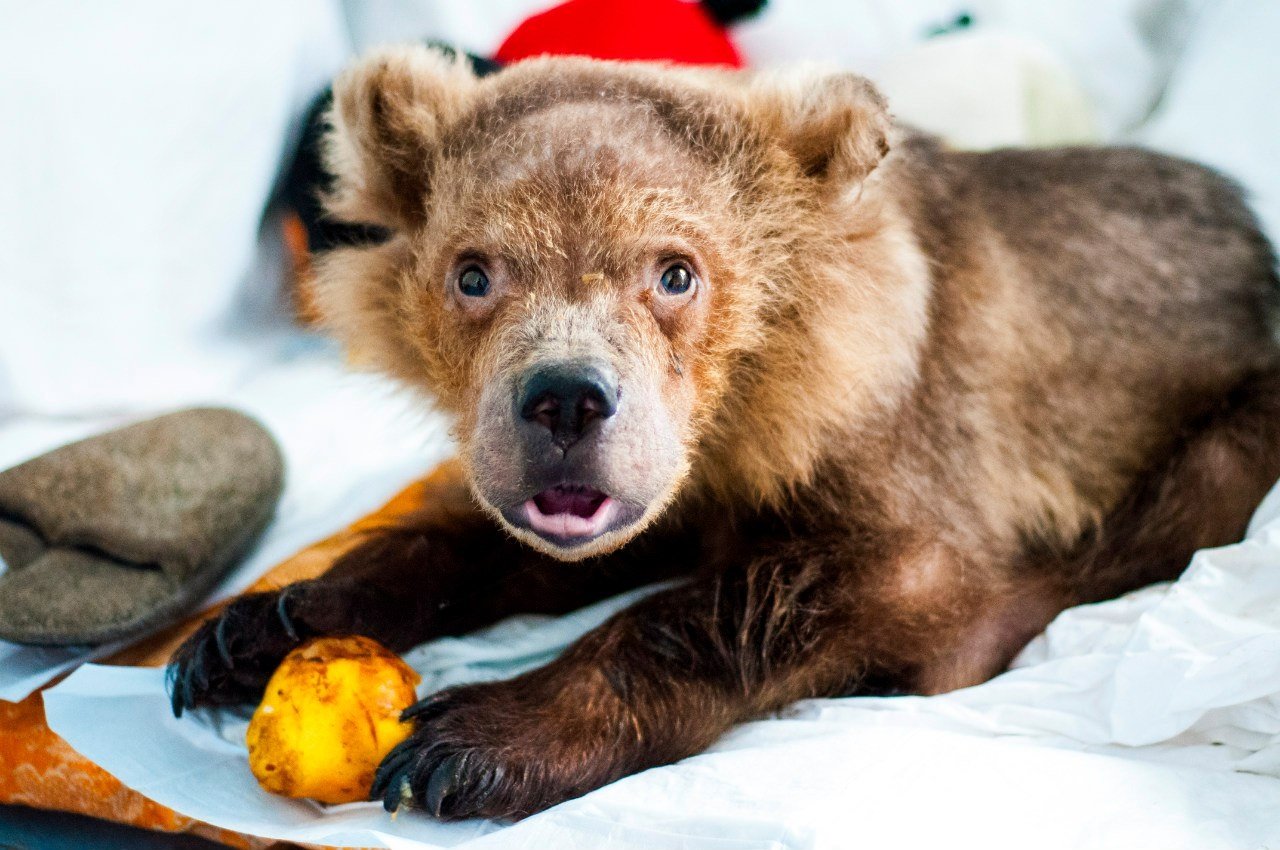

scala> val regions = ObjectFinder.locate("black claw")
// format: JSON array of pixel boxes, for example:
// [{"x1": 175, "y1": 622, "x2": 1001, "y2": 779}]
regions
[
  {"x1": 401, "y1": 691, "x2": 453, "y2": 723},
  {"x1": 469, "y1": 761, "x2": 505, "y2": 810},
  {"x1": 190, "y1": 633, "x2": 210, "y2": 694},
  {"x1": 213, "y1": 616, "x2": 235, "y2": 669},
  {"x1": 167, "y1": 666, "x2": 185, "y2": 718},
  {"x1": 275, "y1": 587, "x2": 301, "y2": 643},
  {"x1": 425, "y1": 752, "x2": 467, "y2": 818},
  {"x1": 370, "y1": 759, "x2": 401, "y2": 802},
  {"x1": 380, "y1": 766, "x2": 411, "y2": 813},
  {"x1": 371, "y1": 738, "x2": 417, "y2": 802},
  {"x1": 176, "y1": 663, "x2": 193, "y2": 716}
]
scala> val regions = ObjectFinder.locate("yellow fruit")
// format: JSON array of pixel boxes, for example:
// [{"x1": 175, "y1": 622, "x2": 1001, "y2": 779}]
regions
[{"x1": 246, "y1": 635, "x2": 421, "y2": 804}]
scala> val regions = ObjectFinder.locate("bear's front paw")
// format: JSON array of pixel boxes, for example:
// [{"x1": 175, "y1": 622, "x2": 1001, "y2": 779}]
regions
[
  {"x1": 371, "y1": 681, "x2": 618, "y2": 821},
  {"x1": 167, "y1": 586, "x2": 309, "y2": 715}
]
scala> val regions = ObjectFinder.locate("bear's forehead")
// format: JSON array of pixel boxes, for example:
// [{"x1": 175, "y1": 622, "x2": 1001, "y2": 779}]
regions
[
  {"x1": 429, "y1": 99, "x2": 717, "y2": 254},
  {"x1": 455, "y1": 99, "x2": 701, "y2": 191},
  {"x1": 428, "y1": 87, "x2": 731, "y2": 268}
]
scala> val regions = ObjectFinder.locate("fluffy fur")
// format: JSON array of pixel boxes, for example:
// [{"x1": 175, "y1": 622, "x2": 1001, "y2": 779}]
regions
[{"x1": 170, "y1": 46, "x2": 1280, "y2": 820}]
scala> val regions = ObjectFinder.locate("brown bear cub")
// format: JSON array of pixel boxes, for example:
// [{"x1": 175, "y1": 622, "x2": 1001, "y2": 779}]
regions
[{"x1": 170, "y1": 46, "x2": 1280, "y2": 819}]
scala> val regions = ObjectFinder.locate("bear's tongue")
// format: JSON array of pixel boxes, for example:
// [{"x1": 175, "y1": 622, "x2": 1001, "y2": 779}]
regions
[
  {"x1": 525, "y1": 485, "x2": 614, "y2": 539},
  {"x1": 534, "y1": 485, "x2": 606, "y2": 517}
]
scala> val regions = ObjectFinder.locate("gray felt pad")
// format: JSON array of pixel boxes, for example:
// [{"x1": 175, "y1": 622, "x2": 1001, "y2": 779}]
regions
[{"x1": 0, "y1": 408, "x2": 284, "y2": 646}]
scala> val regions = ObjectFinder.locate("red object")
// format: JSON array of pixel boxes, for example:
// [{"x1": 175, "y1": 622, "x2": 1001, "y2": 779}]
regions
[{"x1": 495, "y1": 0, "x2": 745, "y2": 68}]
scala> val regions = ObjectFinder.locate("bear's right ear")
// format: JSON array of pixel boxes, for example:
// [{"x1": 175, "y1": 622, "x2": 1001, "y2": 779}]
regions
[{"x1": 324, "y1": 45, "x2": 476, "y2": 231}]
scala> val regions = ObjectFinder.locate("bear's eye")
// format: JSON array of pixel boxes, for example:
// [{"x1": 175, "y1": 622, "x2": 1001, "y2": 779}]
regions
[
  {"x1": 457, "y1": 265, "x2": 490, "y2": 297},
  {"x1": 658, "y1": 263, "x2": 694, "y2": 296}
]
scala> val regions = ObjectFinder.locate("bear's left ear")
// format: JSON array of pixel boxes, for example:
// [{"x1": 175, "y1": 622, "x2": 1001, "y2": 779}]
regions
[
  {"x1": 749, "y1": 69, "x2": 891, "y2": 190},
  {"x1": 324, "y1": 45, "x2": 477, "y2": 231}
]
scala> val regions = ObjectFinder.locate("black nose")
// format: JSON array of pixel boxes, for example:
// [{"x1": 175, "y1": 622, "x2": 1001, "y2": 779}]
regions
[{"x1": 518, "y1": 362, "x2": 619, "y2": 450}]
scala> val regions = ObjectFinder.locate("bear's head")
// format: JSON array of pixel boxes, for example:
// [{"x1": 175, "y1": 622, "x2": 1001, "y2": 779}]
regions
[{"x1": 318, "y1": 46, "x2": 923, "y2": 560}]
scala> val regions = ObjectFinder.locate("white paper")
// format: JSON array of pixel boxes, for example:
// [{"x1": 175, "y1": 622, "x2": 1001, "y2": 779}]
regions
[{"x1": 42, "y1": 481, "x2": 1280, "y2": 849}]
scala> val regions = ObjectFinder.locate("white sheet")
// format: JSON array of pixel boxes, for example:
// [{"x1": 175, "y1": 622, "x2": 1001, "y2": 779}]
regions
[
  {"x1": 38, "y1": 482, "x2": 1280, "y2": 848},
  {"x1": 0, "y1": 1, "x2": 350, "y2": 416}
]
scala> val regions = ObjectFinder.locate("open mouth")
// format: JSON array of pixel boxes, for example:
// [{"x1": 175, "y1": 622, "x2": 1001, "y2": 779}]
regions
[{"x1": 524, "y1": 484, "x2": 617, "y2": 540}]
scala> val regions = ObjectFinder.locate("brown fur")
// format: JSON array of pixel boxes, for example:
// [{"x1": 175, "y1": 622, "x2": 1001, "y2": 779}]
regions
[{"x1": 170, "y1": 47, "x2": 1280, "y2": 819}]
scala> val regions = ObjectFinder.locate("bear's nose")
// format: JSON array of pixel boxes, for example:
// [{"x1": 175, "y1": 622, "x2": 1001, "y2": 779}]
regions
[{"x1": 518, "y1": 362, "x2": 619, "y2": 451}]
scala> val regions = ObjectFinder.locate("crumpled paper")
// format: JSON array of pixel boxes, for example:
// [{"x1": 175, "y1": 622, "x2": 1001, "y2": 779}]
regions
[{"x1": 43, "y1": 484, "x2": 1280, "y2": 849}]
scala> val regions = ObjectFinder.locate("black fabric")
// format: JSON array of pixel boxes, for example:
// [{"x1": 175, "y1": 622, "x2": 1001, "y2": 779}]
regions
[{"x1": 700, "y1": 0, "x2": 768, "y2": 27}]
